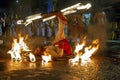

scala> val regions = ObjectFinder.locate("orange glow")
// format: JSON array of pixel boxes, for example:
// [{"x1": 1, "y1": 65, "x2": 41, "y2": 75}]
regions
[
  {"x1": 69, "y1": 38, "x2": 99, "y2": 66},
  {"x1": 69, "y1": 54, "x2": 80, "y2": 63},
  {"x1": 41, "y1": 52, "x2": 52, "y2": 63},
  {"x1": 69, "y1": 37, "x2": 86, "y2": 63},
  {"x1": 8, "y1": 34, "x2": 36, "y2": 62},
  {"x1": 81, "y1": 45, "x2": 99, "y2": 66},
  {"x1": 74, "y1": 40, "x2": 86, "y2": 53},
  {"x1": 29, "y1": 53, "x2": 36, "y2": 62}
]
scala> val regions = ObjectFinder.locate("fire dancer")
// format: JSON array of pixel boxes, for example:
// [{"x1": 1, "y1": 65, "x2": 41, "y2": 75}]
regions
[{"x1": 43, "y1": 12, "x2": 72, "y2": 58}]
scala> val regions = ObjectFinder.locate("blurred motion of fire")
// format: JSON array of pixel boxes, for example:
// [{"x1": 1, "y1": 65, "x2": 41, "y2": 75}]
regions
[
  {"x1": 41, "y1": 51, "x2": 52, "y2": 63},
  {"x1": 69, "y1": 38, "x2": 99, "y2": 66},
  {"x1": 7, "y1": 34, "x2": 36, "y2": 62}
]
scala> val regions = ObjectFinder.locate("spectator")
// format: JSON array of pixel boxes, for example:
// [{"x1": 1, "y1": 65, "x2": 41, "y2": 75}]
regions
[{"x1": 1, "y1": 17, "x2": 6, "y2": 36}]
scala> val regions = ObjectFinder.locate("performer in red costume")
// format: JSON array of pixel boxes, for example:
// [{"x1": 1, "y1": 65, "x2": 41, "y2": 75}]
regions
[{"x1": 44, "y1": 12, "x2": 72, "y2": 58}]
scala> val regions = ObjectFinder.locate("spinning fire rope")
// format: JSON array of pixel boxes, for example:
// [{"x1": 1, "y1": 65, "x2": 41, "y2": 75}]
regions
[{"x1": 17, "y1": 3, "x2": 91, "y2": 26}]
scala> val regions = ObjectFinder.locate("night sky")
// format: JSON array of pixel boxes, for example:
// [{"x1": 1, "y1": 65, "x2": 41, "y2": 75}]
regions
[{"x1": 0, "y1": 0, "x2": 12, "y2": 8}]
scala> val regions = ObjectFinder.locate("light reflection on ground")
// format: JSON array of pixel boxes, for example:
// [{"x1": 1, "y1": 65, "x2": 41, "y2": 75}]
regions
[
  {"x1": 1, "y1": 57, "x2": 99, "y2": 72},
  {"x1": 0, "y1": 56, "x2": 120, "y2": 80},
  {"x1": 6, "y1": 61, "x2": 37, "y2": 71},
  {"x1": 5, "y1": 60, "x2": 54, "y2": 72}
]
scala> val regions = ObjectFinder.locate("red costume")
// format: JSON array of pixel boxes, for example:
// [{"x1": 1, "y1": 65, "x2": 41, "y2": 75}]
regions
[
  {"x1": 54, "y1": 39, "x2": 72, "y2": 56},
  {"x1": 53, "y1": 13, "x2": 72, "y2": 56}
]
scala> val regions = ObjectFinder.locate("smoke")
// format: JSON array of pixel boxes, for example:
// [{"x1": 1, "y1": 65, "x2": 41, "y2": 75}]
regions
[{"x1": 87, "y1": 24, "x2": 108, "y2": 53}]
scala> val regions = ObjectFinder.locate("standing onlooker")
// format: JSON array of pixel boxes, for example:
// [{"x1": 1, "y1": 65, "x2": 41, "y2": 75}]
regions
[
  {"x1": 41, "y1": 22, "x2": 45, "y2": 37},
  {"x1": 31, "y1": 22, "x2": 37, "y2": 36},
  {"x1": 44, "y1": 21, "x2": 52, "y2": 39},
  {"x1": 1, "y1": 17, "x2": 6, "y2": 36},
  {"x1": 10, "y1": 19, "x2": 17, "y2": 37},
  {"x1": 27, "y1": 24, "x2": 33, "y2": 37},
  {"x1": 5, "y1": 17, "x2": 11, "y2": 37},
  {"x1": 0, "y1": 17, "x2": 2, "y2": 36}
]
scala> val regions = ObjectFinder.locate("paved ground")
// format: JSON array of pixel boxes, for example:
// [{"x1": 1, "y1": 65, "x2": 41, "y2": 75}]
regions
[
  {"x1": 0, "y1": 56, "x2": 120, "y2": 80},
  {"x1": 1, "y1": 36, "x2": 120, "y2": 80}
]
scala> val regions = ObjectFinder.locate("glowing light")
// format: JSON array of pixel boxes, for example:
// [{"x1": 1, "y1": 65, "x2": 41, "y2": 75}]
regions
[
  {"x1": 74, "y1": 41, "x2": 86, "y2": 53},
  {"x1": 17, "y1": 20, "x2": 24, "y2": 25},
  {"x1": 24, "y1": 21, "x2": 32, "y2": 26},
  {"x1": 63, "y1": 10, "x2": 77, "y2": 15},
  {"x1": 41, "y1": 61, "x2": 52, "y2": 69},
  {"x1": 42, "y1": 55, "x2": 51, "y2": 63},
  {"x1": 43, "y1": 15, "x2": 56, "y2": 22},
  {"x1": 29, "y1": 53, "x2": 36, "y2": 62},
  {"x1": 8, "y1": 39, "x2": 22, "y2": 62},
  {"x1": 8, "y1": 34, "x2": 36, "y2": 62},
  {"x1": 80, "y1": 39, "x2": 99, "y2": 66},
  {"x1": 23, "y1": 3, "x2": 92, "y2": 24},
  {"x1": 69, "y1": 54, "x2": 80, "y2": 63},
  {"x1": 69, "y1": 38, "x2": 99, "y2": 66},
  {"x1": 69, "y1": 37, "x2": 86, "y2": 63},
  {"x1": 42, "y1": 52, "x2": 52, "y2": 63},
  {"x1": 61, "y1": 3, "x2": 81, "y2": 12},
  {"x1": 77, "y1": 3, "x2": 92, "y2": 10},
  {"x1": 26, "y1": 13, "x2": 42, "y2": 22}
]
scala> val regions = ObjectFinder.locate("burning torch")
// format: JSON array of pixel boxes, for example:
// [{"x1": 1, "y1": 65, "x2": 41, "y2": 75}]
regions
[{"x1": 17, "y1": 2, "x2": 92, "y2": 26}]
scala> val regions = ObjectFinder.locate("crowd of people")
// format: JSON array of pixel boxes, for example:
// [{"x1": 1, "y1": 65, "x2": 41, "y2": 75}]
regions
[
  {"x1": 0, "y1": 8, "x2": 108, "y2": 59},
  {"x1": 0, "y1": 13, "x2": 64, "y2": 40},
  {"x1": 0, "y1": 12, "x2": 73, "y2": 59}
]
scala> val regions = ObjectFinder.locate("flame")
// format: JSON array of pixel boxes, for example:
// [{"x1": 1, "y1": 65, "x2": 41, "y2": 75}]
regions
[
  {"x1": 69, "y1": 37, "x2": 86, "y2": 63},
  {"x1": 8, "y1": 39, "x2": 22, "y2": 61},
  {"x1": 24, "y1": 13, "x2": 42, "y2": 26},
  {"x1": 77, "y1": 3, "x2": 92, "y2": 10},
  {"x1": 61, "y1": 3, "x2": 91, "y2": 13},
  {"x1": 17, "y1": 20, "x2": 24, "y2": 25},
  {"x1": 42, "y1": 3, "x2": 91, "y2": 22},
  {"x1": 43, "y1": 15, "x2": 56, "y2": 22},
  {"x1": 69, "y1": 54, "x2": 80, "y2": 63},
  {"x1": 24, "y1": 20, "x2": 32, "y2": 26},
  {"x1": 18, "y1": 35, "x2": 31, "y2": 52},
  {"x1": 69, "y1": 41, "x2": 85, "y2": 63},
  {"x1": 81, "y1": 45, "x2": 99, "y2": 66},
  {"x1": 41, "y1": 52, "x2": 51, "y2": 63},
  {"x1": 8, "y1": 34, "x2": 36, "y2": 62},
  {"x1": 61, "y1": 3, "x2": 81, "y2": 12},
  {"x1": 80, "y1": 39, "x2": 99, "y2": 65},
  {"x1": 63, "y1": 10, "x2": 77, "y2": 16},
  {"x1": 17, "y1": 3, "x2": 92, "y2": 25},
  {"x1": 69, "y1": 38, "x2": 99, "y2": 66},
  {"x1": 74, "y1": 40, "x2": 86, "y2": 53},
  {"x1": 29, "y1": 53, "x2": 36, "y2": 62},
  {"x1": 26, "y1": 13, "x2": 42, "y2": 22}
]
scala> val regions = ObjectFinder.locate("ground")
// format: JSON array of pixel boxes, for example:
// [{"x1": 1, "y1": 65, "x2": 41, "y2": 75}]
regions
[
  {"x1": 0, "y1": 56, "x2": 120, "y2": 80},
  {"x1": 0, "y1": 36, "x2": 120, "y2": 80}
]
